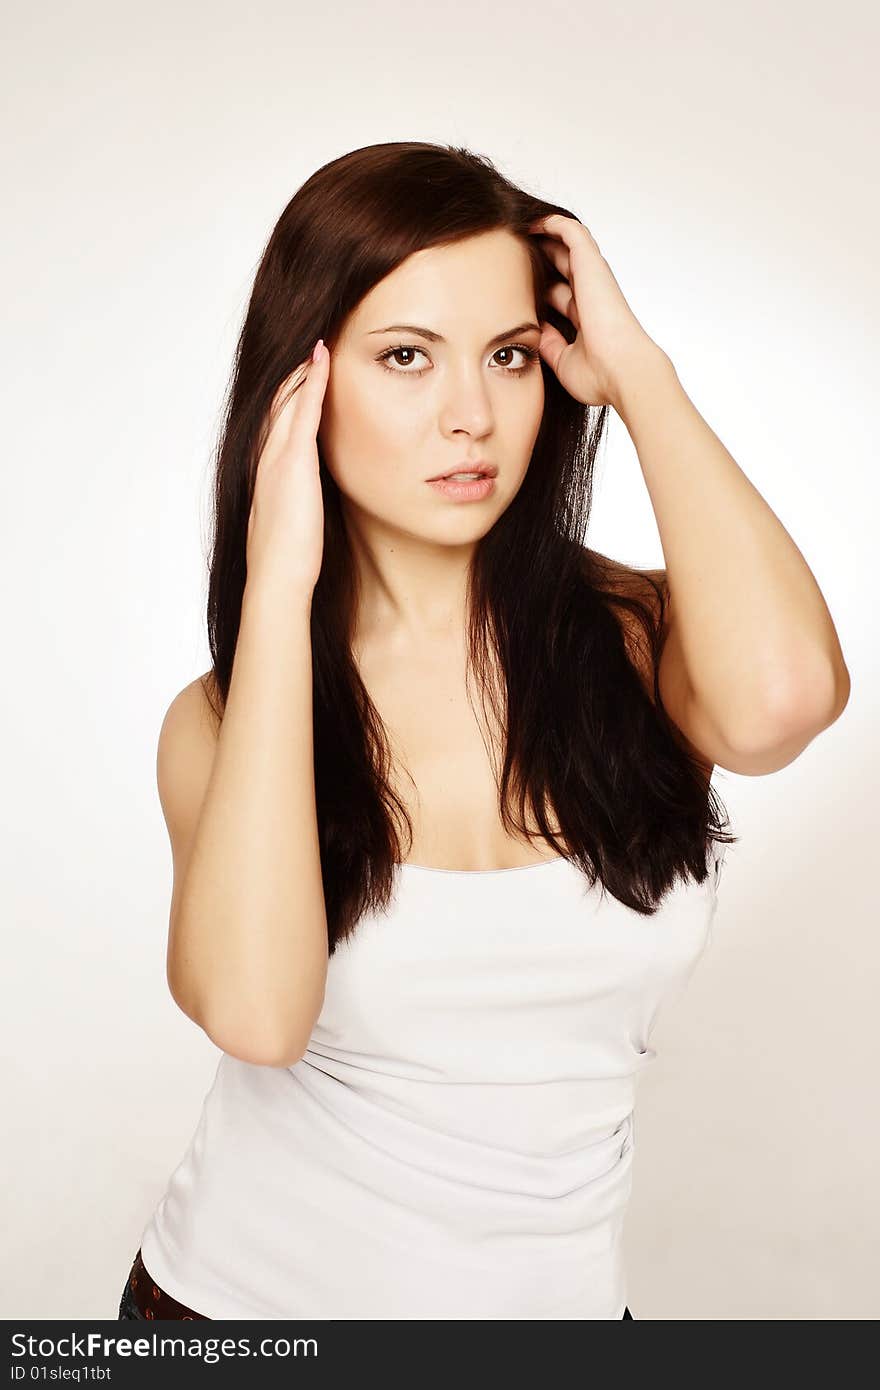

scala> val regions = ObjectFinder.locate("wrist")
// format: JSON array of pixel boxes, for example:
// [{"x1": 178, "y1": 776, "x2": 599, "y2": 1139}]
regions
[
  {"x1": 242, "y1": 576, "x2": 315, "y2": 627},
  {"x1": 608, "y1": 344, "x2": 677, "y2": 420}
]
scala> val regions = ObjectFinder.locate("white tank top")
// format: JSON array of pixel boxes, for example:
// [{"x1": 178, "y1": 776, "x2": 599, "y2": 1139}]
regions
[{"x1": 139, "y1": 847, "x2": 726, "y2": 1320}]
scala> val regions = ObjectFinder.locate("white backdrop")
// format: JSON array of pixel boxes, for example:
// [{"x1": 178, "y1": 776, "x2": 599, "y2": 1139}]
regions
[{"x1": 2, "y1": 0, "x2": 875, "y2": 1320}]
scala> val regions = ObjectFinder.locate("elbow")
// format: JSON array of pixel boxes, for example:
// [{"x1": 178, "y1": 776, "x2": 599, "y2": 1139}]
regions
[
  {"x1": 728, "y1": 659, "x2": 851, "y2": 753},
  {"x1": 829, "y1": 662, "x2": 852, "y2": 723},
  {"x1": 167, "y1": 967, "x2": 316, "y2": 1067},
  {"x1": 165, "y1": 928, "x2": 326, "y2": 1068},
  {"x1": 198, "y1": 989, "x2": 324, "y2": 1069},
  {"x1": 200, "y1": 1013, "x2": 314, "y2": 1069},
  {"x1": 222, "y1": 1037, "x2": 311, "y2": 1070},
  {"x1": 715, "y1": 661, "x2": 853, "y2": 776},
  {"x1": 766, "y1": 658, "x2": 852, "y2": 740}
]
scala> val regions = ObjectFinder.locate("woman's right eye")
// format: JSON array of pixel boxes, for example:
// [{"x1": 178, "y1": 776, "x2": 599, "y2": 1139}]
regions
[{"x1": 376, "y1": 346, "x2": 431, "y2": 376}]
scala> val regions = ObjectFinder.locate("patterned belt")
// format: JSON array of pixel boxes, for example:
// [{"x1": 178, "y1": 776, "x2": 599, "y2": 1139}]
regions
[{"x1": 124, "y1": 1248, "x2": 209, "y2": 1320}]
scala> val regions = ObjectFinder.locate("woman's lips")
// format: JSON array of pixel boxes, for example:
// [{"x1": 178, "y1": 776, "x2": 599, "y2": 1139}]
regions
[{"x1": 426, "y1": 476, "x2": 497, "y2": 502}]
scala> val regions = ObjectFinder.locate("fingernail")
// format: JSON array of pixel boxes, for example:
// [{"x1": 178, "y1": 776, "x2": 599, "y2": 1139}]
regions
[{"x1": 312, "y1": 338, "x2": 324, "y2": 363}]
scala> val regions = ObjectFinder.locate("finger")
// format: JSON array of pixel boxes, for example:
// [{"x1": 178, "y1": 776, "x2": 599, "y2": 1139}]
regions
[
  {"x1": 545, "y1": 279, "x2": 580, "y2": 330},
  {"x1": 528, "y1": 213, "x2": 570, "y2": 235},
  {"x1": 529, "y1": 212, "x2": 593, "y2": 249},
  {"x1": 268, "y1": 360, "x2": 309, "y2": 431},
  {"x1": 535, "y1": 320, "x2": 570, "y2": 375},
  {"x1": 269, "y1": 345, "x2": 328, "y2": 433},
  {"x1": 288, "y1": 340, "x2": 331, "y2": 438},
  {"x1": 533, "y1": 238, "x2": 571, "y2": 284},
  {"x1": 528, "y1": 217, "x2": 575, "y2": 256}
]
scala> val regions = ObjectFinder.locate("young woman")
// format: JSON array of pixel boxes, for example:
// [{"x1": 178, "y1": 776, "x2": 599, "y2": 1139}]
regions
[{"x1": 117, "y1": 142, "x2": 849, "y2": 1321}]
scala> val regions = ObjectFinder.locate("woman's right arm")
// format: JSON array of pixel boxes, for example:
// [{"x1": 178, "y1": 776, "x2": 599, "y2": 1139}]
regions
[
  {"x1": 160, "y1": 342, "x2": 331, "y2": 1067},
  {"x1": 160, "y1": 590, "x2": 327, "y2": 1068}
]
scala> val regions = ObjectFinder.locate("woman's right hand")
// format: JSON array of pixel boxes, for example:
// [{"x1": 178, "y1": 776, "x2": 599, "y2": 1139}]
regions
[{"x1": 245, "y1": 340, "x2": 331, "y2": 602}]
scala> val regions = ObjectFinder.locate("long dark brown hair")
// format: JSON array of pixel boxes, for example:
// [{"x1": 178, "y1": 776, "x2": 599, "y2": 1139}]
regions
[{"x1": 202, "y1": 140, "x2": 736, "y2": 953}]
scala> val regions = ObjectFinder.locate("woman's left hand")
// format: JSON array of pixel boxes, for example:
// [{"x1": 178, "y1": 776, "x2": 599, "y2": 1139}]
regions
[{"x1": 528, "y1": 213, "x2": 670, "y2": 410}]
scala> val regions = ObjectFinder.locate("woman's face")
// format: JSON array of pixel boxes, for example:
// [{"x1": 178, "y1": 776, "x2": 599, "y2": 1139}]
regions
[{"x1": 317, "y1": 229, "x2": 545, "y2": 544}]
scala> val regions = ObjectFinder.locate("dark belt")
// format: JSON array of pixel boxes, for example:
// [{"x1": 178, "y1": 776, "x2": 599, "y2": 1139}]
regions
[{"x1": 124, "y1": 1248, "x2": 210, "y2": 1320}]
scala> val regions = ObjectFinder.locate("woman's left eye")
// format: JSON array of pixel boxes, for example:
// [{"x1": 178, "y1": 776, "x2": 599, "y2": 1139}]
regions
[{"x1": 377, "y1": 344, "x2": 539, "y2": 377}]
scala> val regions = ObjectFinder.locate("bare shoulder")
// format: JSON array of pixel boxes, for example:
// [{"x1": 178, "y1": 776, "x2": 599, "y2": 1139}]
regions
[
  {"x1": 156, "y1": 672, "x2": 221, "y2": 842},
  {"x1": 160, "y1": 671, "x2": 221, "y2": 747}
]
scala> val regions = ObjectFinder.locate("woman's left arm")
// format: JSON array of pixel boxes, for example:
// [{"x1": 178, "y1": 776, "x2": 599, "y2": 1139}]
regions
[
  {"x1": 612, "y1": 349, "x2": 851, "y2": 758},
  {"x1": 529, "y1": 212, "x2": 851, "y2": 767}
]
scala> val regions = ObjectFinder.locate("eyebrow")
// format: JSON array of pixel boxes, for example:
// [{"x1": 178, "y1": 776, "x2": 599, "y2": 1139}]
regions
[{"x1": 366, "y1": 321, "x2": 541, "y2": 349}]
